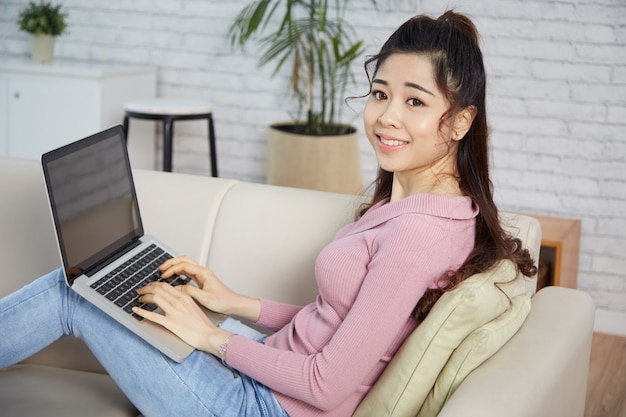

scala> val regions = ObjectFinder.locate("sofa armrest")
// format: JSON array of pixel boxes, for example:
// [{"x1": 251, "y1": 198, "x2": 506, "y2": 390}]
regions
[
  {"x1": 0, "y1": 158, "x2": 107, "y2": 372},
  {"x1": 0, "y1": 158, "x2": 61, "y2": 296},
  {"x1": 438, "y1": 286, "x2": 595, "y2": 417}
]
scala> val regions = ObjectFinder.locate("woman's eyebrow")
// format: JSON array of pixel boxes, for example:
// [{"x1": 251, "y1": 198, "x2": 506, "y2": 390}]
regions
[
  {"x1": 405, "y1": 82, "x2": 435, "y2": 96},
  {"x1": 372, "y1": 78, "x2": 435, "y2": 96}
]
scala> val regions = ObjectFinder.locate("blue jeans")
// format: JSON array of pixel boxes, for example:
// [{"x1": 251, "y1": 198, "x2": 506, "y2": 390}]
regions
[{"x1": 0, "y1": 269, "x2": 289, "y2": 417}]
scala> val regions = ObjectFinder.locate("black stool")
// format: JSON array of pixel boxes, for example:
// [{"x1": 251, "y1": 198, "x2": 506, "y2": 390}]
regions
[{"x1": 123, "y1": 98, "x2": 218, "y2": 176}]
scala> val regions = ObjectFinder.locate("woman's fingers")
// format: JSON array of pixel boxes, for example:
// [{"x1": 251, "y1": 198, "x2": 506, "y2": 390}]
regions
[
  {"x1": 159, "y1": 256, "x2": 200, "y2": 279},
  {"x1": 133, "y1": 281, "x2": 216, "y2": 350},
  {"x1": 133, "y1": 283, "x2": 178, "y2": 327},
  {"x1": 159, "y1": 260, "x2": 208, "y2": 286},
  {"x1": 179, "y1": 284, "x2": 213, "y2": 307},
  {"x1": 137, "y1": 279, "x2": 180, "y2": 298},
  {"x1": 150, "y1": 257, "x2": 241, "y2": 317},
  {"x1": 159, "y1": 255, "x2": 198, "y2": 269},
  {"x1": 138, "y1": 281, "x2": 203, "y2": 309},
  {"x1": 131, "y1": 302, "x2": 166, "y2": 325}
]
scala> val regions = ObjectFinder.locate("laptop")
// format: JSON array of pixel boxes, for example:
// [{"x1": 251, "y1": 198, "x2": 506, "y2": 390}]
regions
[{"x1": 41, "y1": 125, "x2": 224, "y2": 362}]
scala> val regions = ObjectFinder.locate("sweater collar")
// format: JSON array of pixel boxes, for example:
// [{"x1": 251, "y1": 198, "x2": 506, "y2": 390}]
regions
[{"x1": 349, "y1": 194, "x2": 478, "y2": 234}]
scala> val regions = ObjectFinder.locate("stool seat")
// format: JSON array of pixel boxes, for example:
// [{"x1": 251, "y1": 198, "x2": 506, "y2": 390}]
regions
[
  {"x1": 125, "y1": 98, "x2": 213, "y2": 116},
  {"x1": 123, "y1": 97, "x2": 217, "y2": 176}
]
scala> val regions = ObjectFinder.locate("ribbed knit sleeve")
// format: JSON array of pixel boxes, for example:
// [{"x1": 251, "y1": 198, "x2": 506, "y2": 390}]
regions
[
  {"x1": 225, "y1": 194, "x2": 477, "y2": 417},
  {"x1": 257, "y1": 299, "x2": 303, "y2": 331}
]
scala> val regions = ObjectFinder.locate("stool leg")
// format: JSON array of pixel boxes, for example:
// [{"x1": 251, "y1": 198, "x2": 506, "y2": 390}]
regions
[
  {"x1": 163, "y1": 119, "x2": 174, "y2": 172},
  {"x1": 208, "y1": 114, "x2": 218, "y2": 177},
  {"x1": 122, "y1": 115, "x2": 129, "y2": 144}
]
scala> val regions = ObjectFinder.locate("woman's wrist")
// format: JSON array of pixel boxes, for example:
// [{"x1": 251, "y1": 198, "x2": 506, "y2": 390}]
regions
[
  {"x1": 207, "y1": 328, "x2": 235, "y2": 357},
  {"x1": 226, "y1": 295, "x2": 262, "y2": 322},
  {"x1": 218, "y1": 333, "x2": 236, "y2": 364}
]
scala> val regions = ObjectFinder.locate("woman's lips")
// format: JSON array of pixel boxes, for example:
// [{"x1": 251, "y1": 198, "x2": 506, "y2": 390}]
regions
[{"x1": 377, "y1": 134, "x2": 408, "y2": 152}]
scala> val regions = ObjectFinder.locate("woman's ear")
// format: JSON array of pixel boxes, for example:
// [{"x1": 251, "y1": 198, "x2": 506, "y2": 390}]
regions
[{"x1": 452, "y1": 106, "x2": 477, "y2": 141}]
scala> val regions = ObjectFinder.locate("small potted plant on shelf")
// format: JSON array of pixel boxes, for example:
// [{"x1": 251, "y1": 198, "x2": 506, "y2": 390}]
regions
[
  {"x1": 17, "y1": 1, "x2": 68, "y2": 64},
  {"x1": 229, "y1": 0, "x2": 379, "y2": 194}
]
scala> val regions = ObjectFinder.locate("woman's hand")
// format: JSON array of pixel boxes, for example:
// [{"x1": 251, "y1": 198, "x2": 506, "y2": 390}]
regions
[
  {"x1": 133, "y1": 281, "x2": 229, "y2": 353},
  {"x1": 158, "y1": 256, "x2": 261, "y2": 322},
  {"x1": 132, "y1": 255, "x2": 261, "y2": 353}
]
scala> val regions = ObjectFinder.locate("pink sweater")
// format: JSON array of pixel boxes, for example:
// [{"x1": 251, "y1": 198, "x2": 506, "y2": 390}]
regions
[{"x1": 226, "y1": 193, "x2": 478, "y2": 416}]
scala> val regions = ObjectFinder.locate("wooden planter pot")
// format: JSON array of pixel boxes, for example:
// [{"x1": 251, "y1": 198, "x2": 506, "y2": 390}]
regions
[{"x1": 266, "y1": 122, "x2": 363, "y2": 195}]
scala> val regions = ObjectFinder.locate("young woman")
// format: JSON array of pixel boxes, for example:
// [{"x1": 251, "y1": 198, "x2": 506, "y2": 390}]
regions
[{"x1": 0, "y1": 10, "x2": 535, "y2": 417}]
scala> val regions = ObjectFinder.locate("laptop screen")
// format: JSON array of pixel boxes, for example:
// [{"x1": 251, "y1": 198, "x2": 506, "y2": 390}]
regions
[{"x1": 42, "y1": 125, "x2": 143, "y2": 283}]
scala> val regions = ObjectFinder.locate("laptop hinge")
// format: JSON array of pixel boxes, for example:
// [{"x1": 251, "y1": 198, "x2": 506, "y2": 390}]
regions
[{"x1": 84, "y1": 238, "x2": 142, "y2": 277}]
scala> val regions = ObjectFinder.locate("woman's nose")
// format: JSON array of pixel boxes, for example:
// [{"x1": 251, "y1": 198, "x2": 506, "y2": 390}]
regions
[{"x1": 377, "y1": 102, "x2": 401, "y2": 128}]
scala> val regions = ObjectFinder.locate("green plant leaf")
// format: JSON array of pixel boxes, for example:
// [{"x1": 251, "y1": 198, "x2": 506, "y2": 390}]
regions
[
  {"x1": 228, "y1": 0, "x2": 388, "y2": 134},
  {"x1": 17, "y1": 1, "x2": 68, "y2": 36}
]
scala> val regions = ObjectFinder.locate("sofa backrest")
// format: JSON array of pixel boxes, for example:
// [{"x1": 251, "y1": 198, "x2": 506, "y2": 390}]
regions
[
  {"x1": 0, "y1": 158, "x2": 542, "y2": 375},
  {"x1": 131, "y1": 169, "x2": 361, "y2": 306},
  {"x1": 498, "y1": 211, "x2": 542, "y2": 295},
  {"x1": 134, "y1": 169, "x2": 541, "y2": 306},
  {"x1": 0, "y1": 159, "x2": 541, "y2": 303},
  {"x1": 133, "y1": 169, "x2": 239, "y2": 265},
  {"x1": 206, "y1": 181, "x2": 361, "y2": 305}
]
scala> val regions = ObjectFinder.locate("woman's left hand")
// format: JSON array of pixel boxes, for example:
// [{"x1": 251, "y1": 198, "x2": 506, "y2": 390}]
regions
[{"x1": 133, "y1": 282, "x2": 231, "y2": 355}]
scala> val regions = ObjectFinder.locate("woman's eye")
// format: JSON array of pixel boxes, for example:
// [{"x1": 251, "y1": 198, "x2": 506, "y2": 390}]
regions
[
  {"x1": 407, "y1": 98, "x2": 424, "y2": 107},
  {"x1": 372, "y1": 90, "x2": 387, "y2": 100}
]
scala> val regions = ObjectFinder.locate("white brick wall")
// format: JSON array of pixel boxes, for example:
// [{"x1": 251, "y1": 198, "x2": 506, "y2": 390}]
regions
[{"x1": 2, "y1": 0, "x2": 625, "y2": 323}]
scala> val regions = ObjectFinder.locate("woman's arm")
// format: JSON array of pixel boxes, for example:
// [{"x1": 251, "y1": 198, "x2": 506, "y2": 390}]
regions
[{"x1": 256, "y1": 299, "x2": 304, "y2": 331}]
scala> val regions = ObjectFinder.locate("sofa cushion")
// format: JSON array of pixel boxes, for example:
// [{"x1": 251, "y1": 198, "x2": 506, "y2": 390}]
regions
[
  {"x1": 416, "y1": 292, "x2": 532, "y2": 417},
  {"x1": 0, "y1": 364, "x2": 138, "y2": 417},
  {"x1": 353, "y1": 259, "x2": 519, "y2": 417}
]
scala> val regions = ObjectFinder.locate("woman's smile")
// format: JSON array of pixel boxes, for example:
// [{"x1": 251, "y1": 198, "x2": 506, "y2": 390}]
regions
[{"x1": 377, "y1": 133, "x2": 409, "y2": 152}]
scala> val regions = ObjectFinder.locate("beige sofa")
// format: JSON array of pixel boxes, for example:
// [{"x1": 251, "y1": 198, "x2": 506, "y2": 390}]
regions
[{"x1": 0, "y1": 157, "x2": 595, "y2": 417}]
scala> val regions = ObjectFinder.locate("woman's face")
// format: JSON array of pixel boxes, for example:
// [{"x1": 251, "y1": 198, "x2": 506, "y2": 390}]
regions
[{"x1": 363, "y1": 53, "x2": 460, "y2": 192}]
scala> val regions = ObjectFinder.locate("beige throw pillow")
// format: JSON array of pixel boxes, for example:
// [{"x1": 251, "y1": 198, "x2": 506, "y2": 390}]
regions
[
  {"x1": 416, "y1": 292, "x2": 532, "y2": 417},
  {"x1": 353, "y1": 260, "x2": 519, "y2": 417}
]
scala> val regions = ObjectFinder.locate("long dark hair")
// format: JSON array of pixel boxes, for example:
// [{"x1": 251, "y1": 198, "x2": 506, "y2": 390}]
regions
[{"x1": 358, "y1": 11, "x2": 537, "y2": 320}]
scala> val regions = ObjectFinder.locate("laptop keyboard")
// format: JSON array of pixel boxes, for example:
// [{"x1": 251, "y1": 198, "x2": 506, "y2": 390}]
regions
[{"x1": 90, "y1": 243, "x2": 190, "y2": 320}]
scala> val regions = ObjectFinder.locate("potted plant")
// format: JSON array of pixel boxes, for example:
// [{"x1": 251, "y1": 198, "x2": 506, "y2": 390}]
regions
[
  {"x1": 229, "y1": 0, "x2": 377, "y2": 194},
  {"x1": 17, "y1": 1, "x2": 68, "y2": 64}
]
